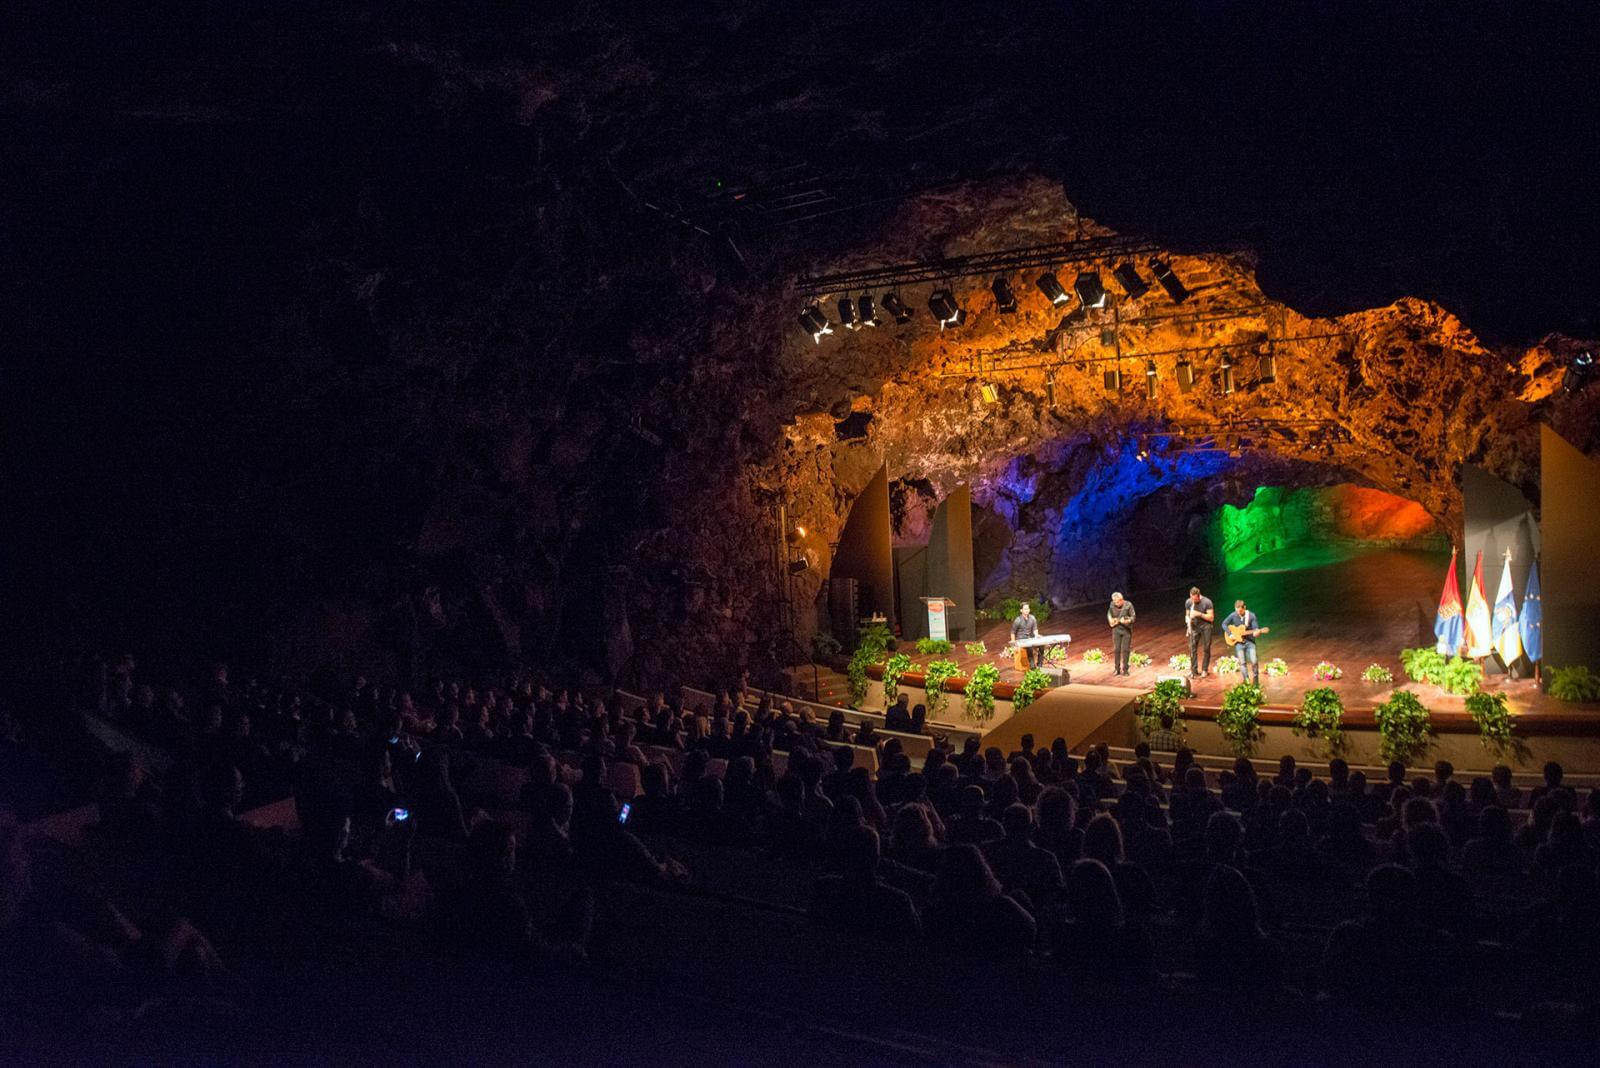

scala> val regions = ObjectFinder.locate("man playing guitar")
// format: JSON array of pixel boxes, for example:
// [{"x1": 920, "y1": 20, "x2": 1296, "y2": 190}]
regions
[{"x1": 1221, "y1": 599, "x2": 1269, "y2": 685}]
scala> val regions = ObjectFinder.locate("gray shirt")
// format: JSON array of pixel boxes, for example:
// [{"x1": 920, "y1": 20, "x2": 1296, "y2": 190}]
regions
[
  {"x1": 1011, "y1": 614, "x2": 1039, "y2": 641},
  {"x1": 1185, "y1": 596, "x2": 1215, "y2": 632},
  {"x1": 1107, "y1": 601, "x2": 1135, "y2": 631}
]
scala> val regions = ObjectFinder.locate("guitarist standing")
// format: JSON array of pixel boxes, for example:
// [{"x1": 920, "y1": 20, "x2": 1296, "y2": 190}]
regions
[
  {"x1": 1222, "y1": 599, "x2": 1265, "y2": 685},
  {"x1": 1184, "y1": 586, "x2": 1215, "y2": 678},
  {"x1": 1107, "y1": 592, "x2": 1136, "y2": 675}
]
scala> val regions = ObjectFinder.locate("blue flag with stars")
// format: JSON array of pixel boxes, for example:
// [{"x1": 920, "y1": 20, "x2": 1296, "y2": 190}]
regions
[{"x1": 1519, "y1": 560, "x2": 1542, "y2": 664}]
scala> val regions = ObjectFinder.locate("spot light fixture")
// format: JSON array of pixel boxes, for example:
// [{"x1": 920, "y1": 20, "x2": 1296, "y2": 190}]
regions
[
  {"x1": 980, "y1": 383, "x2": 1000, "y2": 404},
  {"x1": 788, "y1": 559, "x2": 811, "y2": 575},
  {"x1": 881, "y1": 292, "x2": 914, "y2": 325},
  {"x1": 1257, "y1": 352, "x2": 1277, "y2": 384},
  {"x1": 857, "y1": 294, "x2": 881, "y2": 328},
  {"x1": 1113, "y1": 261, "x2": 1151, "y2": 300},
  {"x1": 991, "y1": 275, "x2": 1018, "y2": 313},
  {"x1": 1036, "y1": 271, "x2": 1071, "y2": 306},
  {"x1": 1219, "y1": 357, "x2": 1236, "y2": 395},
  {"x1": 1044, "y1": 371, "x2": 1056, "y2": 407},
  {"x1": 1148, "y1": 257, "x2": 1190, "y2": 303},
  {"x1": 1175, "y1": 359, "x2": 1196, "y2": 393},
  {"x1": 797, "y1": 303, "x2": 833, "y2": 344},
  {"x1": 837, "y1": 295, "x2": 859, "y2": 331},
  {"x1": 1075, "y1": 270, "x2": 1108, "y2": 309},
  {"x1": 1103, "y1": 368, "x2": 1122, "y2": 392},
  {"x1": 928, "y1": 288, "x2": 965, "y2": 330},
  {"x1": 1145, "y1": 360, "x2": 1158, "y2": 399},
  {"x1": 1562, "y1": 351, "x2": 1596, "y2": 393}
]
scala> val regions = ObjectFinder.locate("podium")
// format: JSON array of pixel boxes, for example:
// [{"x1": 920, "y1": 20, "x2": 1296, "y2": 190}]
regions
[{"x1": 921, "y1": 597, "x2": 956, "y2": 642}]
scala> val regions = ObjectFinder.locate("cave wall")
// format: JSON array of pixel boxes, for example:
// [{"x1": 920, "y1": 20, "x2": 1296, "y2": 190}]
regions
[{"x1": 1210, "y1": 484, "x2": 1446, "y2": 573}]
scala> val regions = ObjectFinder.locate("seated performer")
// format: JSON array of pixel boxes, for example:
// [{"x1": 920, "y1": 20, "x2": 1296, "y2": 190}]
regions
[
  {"x1": 1107, "y1": 592, "x2": 1136, "y2": 675},
  {"x1": 1184, "y1": 587, "x2": 1215, "y2": 677},
  {"x1": 1012, "y1": 603, "x2": 1043, "y2": 669},
  {"x1": 1221, "y1": 599, "x2": 1266, "y2": 685}
]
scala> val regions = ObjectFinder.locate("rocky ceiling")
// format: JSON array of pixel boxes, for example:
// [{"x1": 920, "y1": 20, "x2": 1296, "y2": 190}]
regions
[{"x1": 6, "y1": 1, "x2": 1598, "y2": 684}]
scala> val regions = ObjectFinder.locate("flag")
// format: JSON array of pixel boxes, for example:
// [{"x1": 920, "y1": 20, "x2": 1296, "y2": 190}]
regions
[
  {"x1": 1520, "y1": 560, "x2": 1543, "y2": 664},
  {"x1": 1464, "y1": 550, "x2": 1493, "y2": 659},
  {"x1": 1492, "y1": 552, "x2": 1522, "y2": 666},
  {"x1": 1433, "y1": 547, "x2": 1464, "y2": 656}
]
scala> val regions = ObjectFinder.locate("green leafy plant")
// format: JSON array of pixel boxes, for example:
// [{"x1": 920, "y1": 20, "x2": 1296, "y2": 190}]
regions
[
  {"x1": 1216, "y1": 682, "x2": 1265, "y2": 755},
  {"x1": 1046, "y1": 644, "x2": 1070, "y2": 664},
  {"x1": 964, "y1": 640, "x2": 988, "y2": 656},
  {"x1": 964, "y1": 664, "x2": 1001, "y2": 723},
  {"x1": 811, "y1": 632, "x2": 841, "y2": 660},
  {"x1": 994, "y1": 597, "x2": 1022, "y2": 621},
  {"x1": 1373, "y1": 690, "x2": 1433, "y2": 765},
  {"x1": 1264, "y1": 658, "x2": 1289, "y2": 678},
  {"x1": 1128, "y1": 651, "x2": 1151, "y2": 668},
  {"x1": 1438, "y1": 655, "x2": 1483, "y2": 696},
  {"x1": 1312, "y1": 661, "x2": 1342, "y2": 681},
  {"x1": 1168, "y1": 653, "x2": 1191, "y2": 673},
  {"x1": 1083, "y1": 648, "x2": 1106, "y2": 664},
  {"x1": 1400, "y1": 647, "x2": 1447, "y2": 686},
  {"x1": 921, "y1": 659, "x2": 961, "y2": 718},
  {"x1": 1215, "y1": 655, "x2": 1241, "y2": 677},
  {"x1": 915, "y1": 637, "x2": 953, "y2": 656},
  {"x1": 1031, "y1": 601, "x2": 1052, "y2": 623},
  {"x1": 1136, "y1": 678, "x2": 1188, "y2": 739},
  {"x1": 1012, "y1": 668, "x2": 1053, "y2": 712},
  {"x1": 1464, "y1": 690, "x2": 1515, "y2": 751},
  {"x1": 1547, "y1": 665, "x2": 1600, "y2": 703},
  {"x1": 1361, "y1": 663, "x2": 1394, "y2": 684},
  {"x1": 880, "y1": 653, "x2": 914, "y2": 705},
  {"x1": 1292, "y1": 686, "x2": 1346, "y2": 755},
  {"x1": 846, "y1": 625, "x2": 891, "y2": 707}
]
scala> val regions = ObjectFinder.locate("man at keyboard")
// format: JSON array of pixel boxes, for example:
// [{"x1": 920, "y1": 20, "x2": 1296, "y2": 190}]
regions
[{"x1": 1011, "y1": 603, "x2": 1043, "y2": 668}]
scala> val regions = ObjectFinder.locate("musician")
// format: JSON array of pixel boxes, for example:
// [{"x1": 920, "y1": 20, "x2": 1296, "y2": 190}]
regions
[
  {"x1": 1184, "y1": 586, "x2": 1215, "y2": 678},
  {"x1": 1011, "y1": 603, "x2": 1043, "y2": 668},
  {"x1": 1221, "y1": 599, "x2": 1264, "y2": 685},
  {"x1": 1107, "y1": 592, "x2": 1136, "y2": 675}
]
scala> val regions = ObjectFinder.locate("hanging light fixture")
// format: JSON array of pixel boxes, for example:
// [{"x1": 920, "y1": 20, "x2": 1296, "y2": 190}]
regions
[
  {"x1": 797, "y1": 303, "x2": 833, "y2": 344},
  {"x1": 991, "y1": 275, "x2": 1018, "y2": 313},
  {"x1": 1175, "y1": 359, "x2": 1196, "y2": 393},
  {"x1": 837, "y1": 295, "x2": 859, "y2": 331},
  {"x1": 928, "y1": 288, "x2": 965, "y2": 330},
  {"x1": 1044, "y1": 371, "x2": 1056, "y2": 407},
  {"x1": 1144, "y1": 360, "x2": 1158, "y2": 399},
  {"x1": 857, "y1": 294, "x2": 881, "y2": 328},
  {"x1": 881, "y1": 293, "x2": 914, "y2": 325},
  {"x1": 1257, "y1": 352, "x2": 1277, "y2": 384},
  {"x1": 980, "y1": 383, "x2": 999, "y2": 404},
  {"x1": 1036, "y1": 271, "x2": 1071, "y2": 305},
  {"x1": 1113, "y1": 261, "x2": 1151, "y2": 299},
  {"x1": 1074, "y1": 270, "x2": 1108, "y2": 309},
  {"x1": 1103, "y1": 368, "x2": 1122, "y2": 392},
  {"x1": 1149, "y1": 257, "x2": 1190, "y2": 303},
  {"x1": 1219, "y1": 356, "x2": 1236, "y2": 395}
]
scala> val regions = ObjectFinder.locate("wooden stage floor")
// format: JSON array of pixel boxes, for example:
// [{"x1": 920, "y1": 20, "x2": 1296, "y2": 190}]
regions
[{"x1": 813, "y1": 547, "x2": 1582, "y2": 717}]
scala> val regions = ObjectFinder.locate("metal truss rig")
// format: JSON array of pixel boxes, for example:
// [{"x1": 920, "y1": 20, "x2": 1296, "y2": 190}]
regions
[{"x1": 795, "y1": 235, "x2": 1175, "y2": 298}]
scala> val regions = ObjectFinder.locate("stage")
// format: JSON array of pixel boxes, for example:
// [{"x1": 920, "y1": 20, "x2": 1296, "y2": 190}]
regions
[{"x1": 816, "y1": 546, "x2": 1585, "y2": 719}]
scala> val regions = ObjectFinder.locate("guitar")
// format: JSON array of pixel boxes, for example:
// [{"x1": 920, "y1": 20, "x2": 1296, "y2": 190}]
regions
[{"x1": 1224, "y1": 623, "x2": 1270, "y2": 647}]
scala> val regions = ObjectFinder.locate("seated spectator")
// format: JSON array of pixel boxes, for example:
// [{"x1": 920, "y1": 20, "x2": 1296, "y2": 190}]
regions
[
  {"x1": 1082, "y1": 813, "x2": 1155, "y2": 926},
  {"x1": 630, "y1": 761, "x2": 685, "y2": 837},
  {"x1": 1321, "y1": 865, "x2": 1465, "y2": 1014},
  {"x1": 1534, "y1": 811, "x2": 1597, "y2": 891},
  {"x1": 1273, "y1": 755, "x2": 1296, "y2": 788},
  {"x1": 809, "y1": 826, "x2": 920, "y2": 940},
  {"x1": 1220, "y1": 757, "x2": 1258, "y2": 812},
  {"x1": 910, "y1": 704, "x2": 927, "y2": 735},
  {"x1": 1007, "y1": 734, "x2": 1036, "y2": 764},
  {"x1": 1034, "y1": 787, "x2": 1082, "y2": 869},
  {"x1": 450, "y1": 819, "x2": 589, "y2": 961},
  {"x1": 1491, "y1": 763, "x2": 1522, "y2": 810},
  {"x1": 922, "y1": 844, "x2": 1036, "y2": 958},
  {"x1": 412, "y1": 750, "x2": 469, "y2": 842},
  {"x1": 1528, "y1": 761, "x2": 1564, "y2": 809},
  {"x1": 884, "y1": 695, "x2": 913, "y2": 734},
  {"x1": 1461, "y1": 805, "x2": 1524, "y2": 887},
  {"x1": 1405, "y1": 822, "x2": 1473, "y2": 938},
  {"x1": 1194, "y1": 864, "x2": 1285, "y2": 989},
  {"x1": 887, "y1": 803, "x2": 944, "y2": 875},
  {"x1": 985, "y1": 804, "x2": 1064, "y2": 906},
  {"x1": 947, "y1": 785, "x2": 1004, "y2": 846},
  {"x1": 1046, "y1": 858, "x2": 1154, "y2": 982}
]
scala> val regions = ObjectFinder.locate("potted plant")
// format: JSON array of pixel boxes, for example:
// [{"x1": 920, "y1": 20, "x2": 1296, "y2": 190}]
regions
[
  {"x1": 1373, "y1": 689, "x2": 1433, "y2": 765},
  {"x1": 1548, "y1": 666, "x2": 1600, "y2": 702},
  {"x1": 1136, "y1": 678, "x2": 1188, "y2": 739},
  {"x1": 1168, "y1": 653, "x2": 1191, "y2": 674},
  {"x1": 922, "y1": 659, "x2": 961, "y2": 718},
  {"x1": 1311, "y1": 661, "x2": 1343, "y2": 681},
  {"x1": 1361, "y1": 664, "x2": 1394, "y2": 685},
  {"x1": 1082, "y1": 648, "x2": 1106, "y2": 665},
  {"x1": 1216, "y1": 682, "x2": 1264, "y2": 755},
  {"x1": 1215, "y1": 655, "x2": 1241, "y2": 677},
  {"x1": 916, "y1": 637, "x2": 953, "y2": 655},
  {"x1": 1399, "y1": 647, "x2": 1446, "y2": 686},
  {"x1": 1464, "y1": 690, "x2": 1515, "y2": 752},
  {"x1": 964, "y1": 664, "x2": 1001, "y2": 723},
  {"x1": 1128, "y1": 651, "x2": 1151, "y2": 669},
  {"x1": 1013, "y1": 668, "x2": 1053, "y2": 712},
  {"x1": 1264, "y1": 658, "x2": 1289, "y2": 678},
  {"x1": 880, "y1": 653, "x2": 913, "y2": 705},
  {"x1": 1292, "y1": 686, "x2": 1346, "y2": 756}
]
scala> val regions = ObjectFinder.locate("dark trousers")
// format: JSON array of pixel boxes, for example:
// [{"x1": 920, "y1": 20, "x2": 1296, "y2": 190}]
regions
[
  {"x1": 1188, "y1": 624, "x2": 1213, "y2": 675},
  {"x1": 1027, "y1": 644, "x2": 1044, "y2": 669},
  {"x1": 1112, "y1": 629, "x2": 1132, "y2": 673}
]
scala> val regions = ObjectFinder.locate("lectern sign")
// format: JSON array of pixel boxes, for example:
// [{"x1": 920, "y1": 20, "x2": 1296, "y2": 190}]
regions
[{"x1": 927, "y1": 598, "x2": 948, "y2": 642}]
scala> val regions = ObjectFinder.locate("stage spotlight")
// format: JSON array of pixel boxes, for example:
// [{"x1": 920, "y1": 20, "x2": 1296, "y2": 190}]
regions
[
  {"x1": 786, "y1": 525, "x2": 807, "y2": 545},
  {"x1": 1100, "y1": 328, "x2": 1118, "y2": 348},
  {"x1": 1257, "y1": 353, "x2": 1277, "y2": 384},
  {"x1": 857, "y1": 294, "x2": 881, "y2": 328},
  {"x1": 788, "y1": 559, "x2": 811, "y2": 575},
  {"x1": 1219, "y1": 357, "x2": 1236, "y2": 395},
  {"x1": 1136, "y1": 436, "x2": 1151, "y2": 461},
  {"x1": 928, "y1": 289, "x2": 965, "y2": 330},
  {"x1": 798, "y1": 303, "x2": 833, "y2": 344},
  {"x1": 991, "y1": 275, "x2": 1018, "y2": 313},
  {"x1": 1113, "y1": 261, "x2": 1151, "y2": 300},
  {"x1": 1148, "y1": 257, "x2": 1190, "y2": 303},
  {"x1": 1103, "y1": 368, "x2": 1122, "y2": 392},
  {"x1": 881, "y1": 293, "x2": 914, "y2": 325},
  {"x1": 1036, "y1": 271, "x2": 1071, "y2": 306},
  {"x1": 1562, "y1": 351, "x2": 1596, "y2": 392},
  {"x1": 980, "y1": 383, "x2": 999, "y2": 404},
  {"x1": 1175, "y1": 360, "x2": 1196, "y2": 393},
  {"x1": 1145, "y1": 360, "x2": 1158, "y2": 399},
  {"x1": 1075, "y1": 270, "x2": 1108, "y2": 309},
  {"x1": 1045, "y1": 371, "x2": 1056, "y2": 407},
  {"x1": 837, "y1": 296, "x2": 859, "y2": 331}
]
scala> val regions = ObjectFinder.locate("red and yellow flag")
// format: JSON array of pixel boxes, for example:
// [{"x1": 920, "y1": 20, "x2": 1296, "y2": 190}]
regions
[{"x1": 1464, "y1": 550, "x2": 1493, "y2": 659}]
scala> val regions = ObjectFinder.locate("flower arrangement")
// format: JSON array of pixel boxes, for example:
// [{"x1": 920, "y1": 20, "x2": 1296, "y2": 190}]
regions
[
  {"x1": 1168, "y1": 653, "x2": 1191, "y2": 673},
  {"x1": 1264, "y1": 658, "x2": 1289, "y2": 678},
  {"x1": 1082, "y1": 648, "x2": 1106, "y2": 664},
  {"x1": 1312, "y1": 661, "x2": 1343, "y2": 681},
  {"x1": 1361, "y1": 664, "x2": 1394, "y2": 684},
  {"x1": 964, "y1": 664, "x2": 1001, "y2": 723},
  {"x1": 1012, "y1": 668, "x2": 1054, "y2": 712},
  {"x1": 964, "y1": 640, "x2": 988, "y2": 656},
  {"x1": 1214, "y1": 656, "x2": 1241, "y2": 676},
  {"x1": 1128, "y1": 651, "x2": 1151, "y2": 668},
  {"x1": 921, "y1": 659, "x2": 962, "y2": 718},
  {"x1": 1045, "y1": 644, "x2": 1070, "y2": 665}
]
